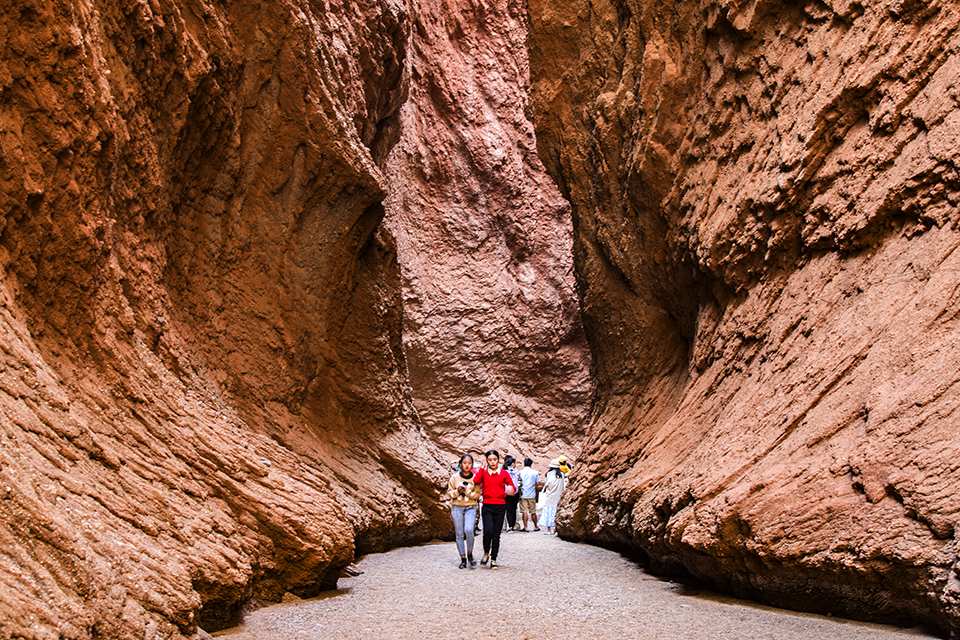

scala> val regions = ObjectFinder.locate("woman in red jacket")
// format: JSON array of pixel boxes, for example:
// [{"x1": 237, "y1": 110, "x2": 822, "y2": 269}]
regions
[{"x1": 473, "y1": 449, "x2": 516, "y2": 569}]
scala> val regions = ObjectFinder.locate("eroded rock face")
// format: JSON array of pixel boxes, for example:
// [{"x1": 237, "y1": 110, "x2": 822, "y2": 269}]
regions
[
  {"x1": 383, "y1": 0, "x2": 592, "y2": 465},
  {"x1": 528, "y1": 0, "x2": 960, "y2": 633},
  {"x1": 0, "y1": 0, "x2": 450, "y2": 636}
]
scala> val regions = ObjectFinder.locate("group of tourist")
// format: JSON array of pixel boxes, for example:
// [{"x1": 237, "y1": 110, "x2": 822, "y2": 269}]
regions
[{"x1": 445, "y1": 449, "x2": 572, "y2": 569}]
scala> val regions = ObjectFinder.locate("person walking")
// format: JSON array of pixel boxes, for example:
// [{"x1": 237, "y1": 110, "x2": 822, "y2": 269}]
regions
[
  {"x1": 518, "y1": 458, "x2": 541, "y2": 532},
  {"x1": 473, "y1": 449, "x2": 516, "y2": 569},
  {"x1": 540, "y1": 459, "x2": 568, "y2": 534},
  {"x1": 503, "y1": 455, "x2": 522, "y2": 532},
  {"x1": 447, "y1": 453, "x2": 481, "y2": 568}
]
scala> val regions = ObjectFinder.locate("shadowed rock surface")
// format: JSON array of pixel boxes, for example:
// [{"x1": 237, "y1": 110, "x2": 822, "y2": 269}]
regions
[{"x1": 527, "y1": 0, "x2": 960, "y2": 634}]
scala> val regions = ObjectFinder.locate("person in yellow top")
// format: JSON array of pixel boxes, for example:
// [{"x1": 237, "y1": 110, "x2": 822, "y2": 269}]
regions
[{"x1": 447, "y1": 453, "x2": 482, "y2": 568}]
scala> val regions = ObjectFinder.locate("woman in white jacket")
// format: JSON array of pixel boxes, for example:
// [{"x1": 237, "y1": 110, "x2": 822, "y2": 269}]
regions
[{"x1": 539, "y1": 459, "x2": 568, "y2": 533}]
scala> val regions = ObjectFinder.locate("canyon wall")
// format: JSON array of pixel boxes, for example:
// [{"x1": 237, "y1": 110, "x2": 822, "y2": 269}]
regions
[
  {"x1": 383, "y1": 0, "x2": 591, "y2": 465},
  {"x1": 0, "y1": 0, "x2": 453, "y2": 636},
  {"x1": 527, "y1": 0, "x2": 960, "y2": 633}
]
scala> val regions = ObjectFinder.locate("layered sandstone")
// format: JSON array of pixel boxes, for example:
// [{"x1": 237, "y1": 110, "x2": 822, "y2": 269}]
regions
[
  {"x1": 0, "y1": 0, "x2": 451, "y2": 636},
  {"x1": 528, "y1": 0, "x2": 960, "y2": 633},
  {"x1": 383, "y1": 0, "x2": 591, "y2": 465}
]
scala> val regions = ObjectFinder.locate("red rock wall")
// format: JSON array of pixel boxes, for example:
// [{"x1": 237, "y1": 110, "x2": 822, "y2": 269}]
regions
[
  {"x1": 383, "y1": 0, "x2": 592, "y2": 465},
  {"x1": 0, "y1": 0, "x2": 452, "y2": 636},
  {"x1": 528, "y1": 0, "x2": 960, "y2": 633}
]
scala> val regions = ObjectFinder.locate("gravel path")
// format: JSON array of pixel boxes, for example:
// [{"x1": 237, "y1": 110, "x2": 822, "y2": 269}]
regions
[{"x1": 216, "y1": 531, "x2": 935, "y2": 639}]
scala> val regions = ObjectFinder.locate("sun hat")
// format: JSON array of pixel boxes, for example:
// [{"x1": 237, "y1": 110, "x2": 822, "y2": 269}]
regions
[{"x1": 548, "y1": 458, "x2": 560, "y2": 468}]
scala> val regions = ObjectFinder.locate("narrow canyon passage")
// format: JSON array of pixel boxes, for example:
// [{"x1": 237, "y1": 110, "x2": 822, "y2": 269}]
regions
[
  {"x1": 3, "y1": 0, "x2": 960, "y2": 637},
  {"x1": 218, "y1": 535, "x2": 934, "y2": 640}
]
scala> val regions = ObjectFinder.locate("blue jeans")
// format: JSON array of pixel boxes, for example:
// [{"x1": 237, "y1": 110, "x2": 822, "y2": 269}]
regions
[
  {"x1": 541, "y1": 505, "x2": 558, "y2": 528},
  {"x1": 451, "y1": 505, "x2": 477, "y2": 557}
]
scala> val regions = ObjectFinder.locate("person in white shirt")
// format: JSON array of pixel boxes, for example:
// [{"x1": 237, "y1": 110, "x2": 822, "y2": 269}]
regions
[{"x1": 518, "y1": 458, "x2": 541, "y2": 532}]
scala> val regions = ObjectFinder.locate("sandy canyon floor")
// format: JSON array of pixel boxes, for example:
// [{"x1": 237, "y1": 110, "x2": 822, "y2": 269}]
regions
[{"x1": 216, "y1": 534, "x2": 936, "y2": 639}]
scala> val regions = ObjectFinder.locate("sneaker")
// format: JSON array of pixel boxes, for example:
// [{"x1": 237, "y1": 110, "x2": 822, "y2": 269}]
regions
[
  {"x1": 507, "y1": 527, "x2": 515, "y2": 532},
  {"x1": 467, "y1": 554, "x2": 477, "y2": 567},
  {"x1": 534, "y1": 527, "x2": 541, "y2": 532},
  {"x1": 480, "y1": 553, "x2": 489, "y2": 566},
  {"x1": 490, "y1": 559, "x2": 498, "y2": 569},
  {"x1": 459, "y1": 558, "x2": 467, "y2": 569}
]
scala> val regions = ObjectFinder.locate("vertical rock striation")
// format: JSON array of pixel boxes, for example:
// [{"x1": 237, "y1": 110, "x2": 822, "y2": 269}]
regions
[
  {"x1": 383, "y1": 0, "x2": 592, "y2": 463},
  {"x1": 0, "y1": 0, "x2": 450, "y2": 636},
  {"x1": 528, "y1": 0, "x2": 960, "y2": 633}
]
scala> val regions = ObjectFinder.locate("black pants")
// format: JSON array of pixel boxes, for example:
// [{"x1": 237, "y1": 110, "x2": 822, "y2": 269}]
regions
[
  {"x1": 504, "y1": 494, "x2": 520, "y2": 529},
  {"x1": 481, "y1": 503, "x2": 507, "y2": 559}
]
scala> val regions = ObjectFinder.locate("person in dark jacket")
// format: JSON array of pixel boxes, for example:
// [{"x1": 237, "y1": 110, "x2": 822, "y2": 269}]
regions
[{"x1": 503, "y1": 455, "x2": 522, "y2": 532}]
